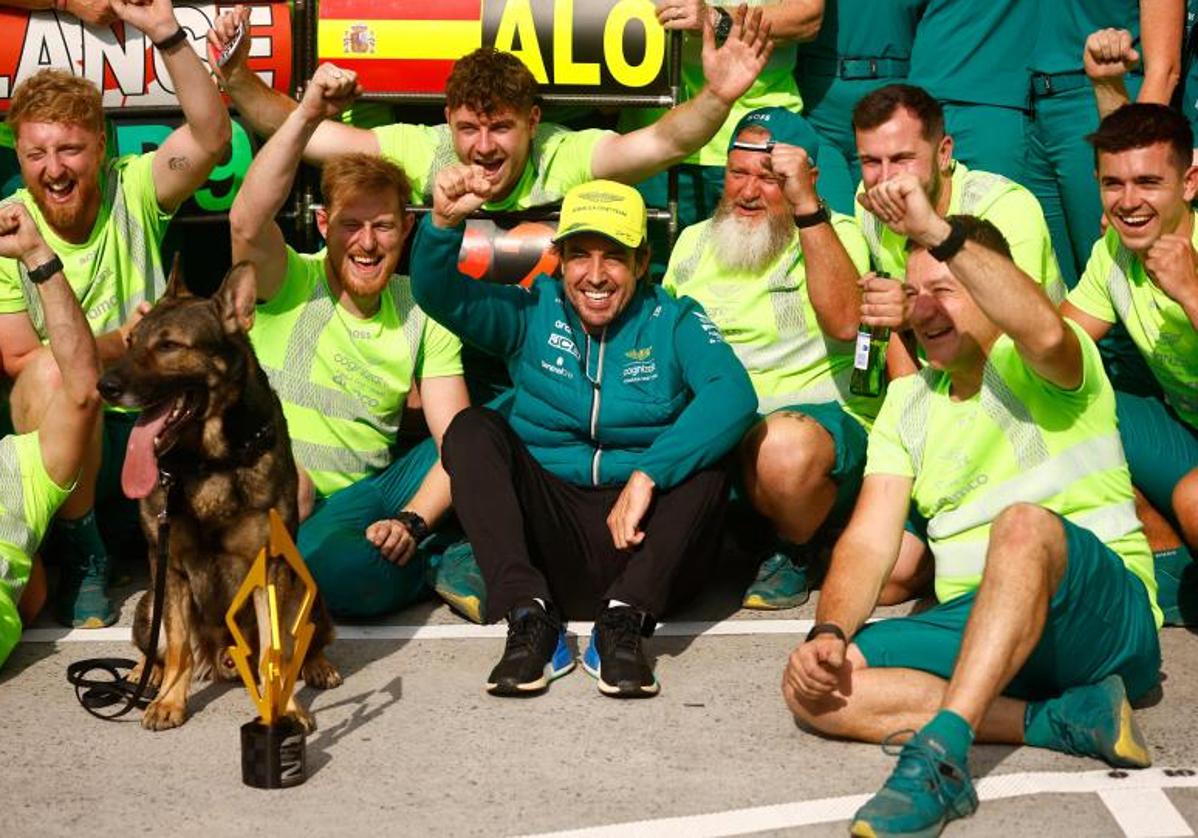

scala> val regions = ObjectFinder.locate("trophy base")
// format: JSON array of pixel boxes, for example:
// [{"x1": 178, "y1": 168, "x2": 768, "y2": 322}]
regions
[{"x1": 240, "y1": 716, "x2": 307, "y2": 789}]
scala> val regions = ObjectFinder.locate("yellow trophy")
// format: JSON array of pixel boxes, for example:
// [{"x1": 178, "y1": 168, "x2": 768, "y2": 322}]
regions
[{"x1": 226, "y1": 510, "x2": 317, "y2": 789}]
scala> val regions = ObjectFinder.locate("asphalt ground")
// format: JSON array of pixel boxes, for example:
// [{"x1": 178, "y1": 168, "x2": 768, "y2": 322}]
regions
[{"x1": 4, "y1": 560, "x2": 1198, "y2": 838}]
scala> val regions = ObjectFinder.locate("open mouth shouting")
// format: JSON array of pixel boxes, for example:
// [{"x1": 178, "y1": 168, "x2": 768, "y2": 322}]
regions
[
  {"x1": 475, "y1": 156, "x2": 506, "y2": 183},
  {"x1": 41, "y1": 177, "x2": 78, "y2": 204}
]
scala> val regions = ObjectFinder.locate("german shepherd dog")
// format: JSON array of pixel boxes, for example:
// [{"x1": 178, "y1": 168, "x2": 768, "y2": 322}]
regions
[{"x1": 98, "y1": 262, "x2": 340, "y2": 731}]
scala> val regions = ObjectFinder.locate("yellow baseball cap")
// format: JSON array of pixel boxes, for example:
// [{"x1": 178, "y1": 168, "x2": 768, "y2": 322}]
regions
[{"x1": 553, "y1": 180, "x2": 647, "y2": 249}]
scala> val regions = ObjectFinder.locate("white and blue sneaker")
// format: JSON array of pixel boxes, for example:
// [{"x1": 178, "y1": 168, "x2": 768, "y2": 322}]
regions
[
  {"x1": 581, "y1": 606, "x2": 660, "y2": 698},
  {"x1": 486, "y1": 600, "x2": 575, "y2": 696}
]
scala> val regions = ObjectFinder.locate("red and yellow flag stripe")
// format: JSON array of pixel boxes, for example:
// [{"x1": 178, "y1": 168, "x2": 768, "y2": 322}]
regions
[{"x1": 317, "y1": 0, "x2": 483, "y2": 94}]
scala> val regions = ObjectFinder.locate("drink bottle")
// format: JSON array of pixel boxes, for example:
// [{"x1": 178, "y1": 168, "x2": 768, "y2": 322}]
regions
[{"x1": 850, "y1": 271, "x2": 892, "y2": 398}]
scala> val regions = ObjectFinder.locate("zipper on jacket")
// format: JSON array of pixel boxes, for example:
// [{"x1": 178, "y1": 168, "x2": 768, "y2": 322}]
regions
[{"x1": 586, "y1": 328, "x2": 606, "y2": 485}]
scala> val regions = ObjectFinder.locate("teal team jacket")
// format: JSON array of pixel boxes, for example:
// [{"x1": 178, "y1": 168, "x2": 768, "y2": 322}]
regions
[{"x1": 410, "y1": 218, "x2": 757, "y2": 490}]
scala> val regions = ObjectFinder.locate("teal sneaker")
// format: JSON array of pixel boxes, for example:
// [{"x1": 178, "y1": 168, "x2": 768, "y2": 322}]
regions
[
  {"x1": 51, "y1": 549, "x2": 116, "y2": 629},
  {"x1": 430, "y1": 540, "x2": 486, "y2": 624},
  {"x1": 851, "y1": 731, "x2": 977, "y2": 838},
  {"x1": 1025, "y1": 675, "x2": 1151, "y2": 768},
  {"x1": 742, "y1": 549, "x2": 809, "y2": 610}
]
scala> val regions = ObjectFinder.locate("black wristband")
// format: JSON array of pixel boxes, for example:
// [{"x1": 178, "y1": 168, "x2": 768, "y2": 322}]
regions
[
  {"x1": 153, "y1": 27, "x2": 189, "y2": 52},
  {"x1": 793, "y1": 200, "x2": 830, "y2": 229},
  {"x1": 714, "y1": 8, "x2": 733, "y2": 45},
  {"x1": 25, "y1": 253, "x2": 62, "y2": 285},
  {"x1": 394, "y1": 510, "x2": 429, "y2": 544},
  {"x1": 805, "y1": 622, "x2": 847, "y2": 644},
  {"x1": 927, "y1": 217, "x2": 967, "y2": 262}
]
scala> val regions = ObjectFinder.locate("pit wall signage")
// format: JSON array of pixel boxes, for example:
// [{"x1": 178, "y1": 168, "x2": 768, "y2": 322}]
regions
[
  {"x1": 318, "y1": 0, "x2": 667, "y2": 98},
  {"x1": 0, "y1": 2, "x2": 292, "y2": 111}
]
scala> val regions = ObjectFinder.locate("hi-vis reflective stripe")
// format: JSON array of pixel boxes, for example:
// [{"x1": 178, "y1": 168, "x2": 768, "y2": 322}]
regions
[
  {"x1": 896, "y1": 368, "x2": 937, "y2": 473},
  {"x1": 17, "y1": 165, "x2": 160, "y2": 338},
  {"x1": 931, "y1": 498, "x2": 1142, "y2": 580},
  {"x1": 927, "y1": 433, "x2": 1128, "y2": 542},
  {"x1": 1106, "y1": 243, "x2": 1137, "y2": 326},
  {"x1": 980, "y1": 363, "x2": 1050, "y2": 471},
  {"x1": 262, "y1": 268, "x2": 432, "y2": 482},
  {"x1": 0, "y1": 438, "x2": 37, "y2": 599},
  {"x1": 290, "y1": 439, "x2": 391, "y2": 477}
]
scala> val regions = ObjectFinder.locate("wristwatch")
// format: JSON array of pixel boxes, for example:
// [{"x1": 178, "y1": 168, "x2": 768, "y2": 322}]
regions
[
  {"x1": 793, "y1": 199, "x2": 830, "y2": 229},
  {"x1": 394, "y1": 510, "x2": 430, "y2": 544},
  {"x1": 25, "y1": 253, "x2": 63, "y2": 284},
  {"x1": 805, "y1": 622, "x2": 847, "y2": 644},
  {"x1": 714, "y1": 8, "x2": 733, "y2": 46}
]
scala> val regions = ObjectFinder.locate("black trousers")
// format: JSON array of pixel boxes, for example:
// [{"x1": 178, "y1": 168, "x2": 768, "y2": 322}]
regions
[{"x1": 442, "y1": 407, "x2": 730, "y2": 623}]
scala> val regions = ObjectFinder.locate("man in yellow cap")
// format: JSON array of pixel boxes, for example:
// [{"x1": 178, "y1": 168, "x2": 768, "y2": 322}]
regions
[{"x1": 410, "y1": 172, "x2": 757, "y2": 699}]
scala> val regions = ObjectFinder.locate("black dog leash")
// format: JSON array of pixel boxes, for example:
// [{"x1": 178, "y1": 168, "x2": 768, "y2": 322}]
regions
[{"x1": 66, "y1": 469, "x2": 176, "y2": 720}]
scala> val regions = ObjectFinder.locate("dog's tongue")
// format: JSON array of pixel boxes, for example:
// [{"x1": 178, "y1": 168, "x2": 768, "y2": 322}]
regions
[{"x1": 122, "y1": 402, "x2": 172, "y2": 499}]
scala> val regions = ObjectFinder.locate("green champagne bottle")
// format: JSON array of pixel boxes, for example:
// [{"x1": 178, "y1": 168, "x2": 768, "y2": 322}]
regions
[{"x1": 850, "y1": 271, "x2": 892, "y2": 398}]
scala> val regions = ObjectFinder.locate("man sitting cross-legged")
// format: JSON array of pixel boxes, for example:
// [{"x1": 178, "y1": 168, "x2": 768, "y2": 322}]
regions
[
  {"x1": 0, "y1": 202, "x2": 100, "y2": 669},
  {"x1": 411, "y1": 171, "x2": 757, "y2": 698},
  {"x1": 229, "y1": 65, "x2": 469, "y2": 618},
  {"x1": 783, "y1": 174, "x2": 1162, "y2": 837},
  {"x1": 662, "y1": 106, "x2": 924, "y2": 610}
]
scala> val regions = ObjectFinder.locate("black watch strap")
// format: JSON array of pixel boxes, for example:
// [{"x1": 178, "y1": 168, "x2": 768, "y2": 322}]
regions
[
  {"x1": 805, "y1": 622, "x2": 847, "y2": 644},
  {"x1": 153, "y1": 27, "x2": 189, "y2": 52},
  {"x1": 394, "y1": 510, "x2": 429, "y2": 544},
  {"x1": 714, "y1": 8, "x2": 733, "y2": 45},
  {"x1": 793, "y1": 200, "x2": 830, "y2": 229},
  {"x1": 928, "y1": 216, "x2": 967, "y2": 262},
  {"x1": 25, "y1": 253, "x2": 63, "y2": 284}
]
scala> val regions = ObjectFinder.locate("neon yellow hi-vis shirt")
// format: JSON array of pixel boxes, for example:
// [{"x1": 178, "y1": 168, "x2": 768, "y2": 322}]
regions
[
  {"x1": 371, "y1": 122, "x2": 610, "y2": 211},
  {"x1": 249, "y1": 248, "x2": 464, "y2": 498},
  {"x1": 1067, "y1": 220, "x2": 1198, "y2": 430},
  {"x1": 855, "y1": 162, "x2": 1066, "y2": 301},
  {"x1": 662, "y1": 212, "x2": 879, "y2": 425},
  {"x1": 619, "y1": 38, "x2": 802, "y2": 168},
  {"x1": 865, "y1": 320, "x2": 1161, "y2": 628},
  {"x1": 1, "y1": 431, "x2": 72, "y2": 668},
  {"x1": 0, "y1": 153, "x2": 171, "y2": 338}
]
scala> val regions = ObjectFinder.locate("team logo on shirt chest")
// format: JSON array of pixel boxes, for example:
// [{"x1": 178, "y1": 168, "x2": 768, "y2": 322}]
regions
[{"x1": 622, "y1": 346, "x2": 657, "y2": 383}]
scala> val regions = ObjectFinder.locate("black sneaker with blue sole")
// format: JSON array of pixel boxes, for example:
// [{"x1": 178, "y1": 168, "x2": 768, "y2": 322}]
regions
[
  {"x1": 581, "y1": 606, "x2": 659, "y2": 698},
  {"x1": 486, "y1": 600, "x2": 575, "y2": 696}
]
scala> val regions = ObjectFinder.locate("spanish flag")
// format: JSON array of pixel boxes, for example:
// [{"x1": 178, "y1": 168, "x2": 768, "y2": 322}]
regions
[{"x1": 317, "y1": 0, "x2": 483, "y2": 95}]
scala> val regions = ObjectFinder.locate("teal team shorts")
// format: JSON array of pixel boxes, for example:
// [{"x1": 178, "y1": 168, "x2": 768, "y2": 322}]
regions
[
  {"x1": 753, "y1": 401, "x2": 869, "y2": 527},
  {"x1": 854, "y1": 514, "x2": 1162, "y2": 701},
  {"x1": 1115, "y1": 391, "x2": 1198, "y2": 524}
]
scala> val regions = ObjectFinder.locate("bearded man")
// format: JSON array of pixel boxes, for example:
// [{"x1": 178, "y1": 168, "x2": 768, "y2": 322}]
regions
[{"x1": 662, "y1": 108, "x2": 920, "y2": 610}]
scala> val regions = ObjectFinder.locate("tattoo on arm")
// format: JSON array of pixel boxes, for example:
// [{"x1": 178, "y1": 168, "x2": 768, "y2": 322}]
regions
[{"x1": 168, "y1": 156, "x2": 191, "y2": 171}]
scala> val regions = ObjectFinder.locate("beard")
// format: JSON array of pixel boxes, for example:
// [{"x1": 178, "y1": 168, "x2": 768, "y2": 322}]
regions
[
  {"x1": 29, "y1": 180, "x2": 95, "y2": 236},
  {"x1": 708, "y1": 199, "x2": 795, "y2": 273}
]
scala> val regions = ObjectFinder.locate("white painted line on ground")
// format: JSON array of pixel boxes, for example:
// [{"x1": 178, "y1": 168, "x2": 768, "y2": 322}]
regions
[
  {"x1": 1098, "y1": 788, "x2": 1194, "y2": 837},
  {"x1": 520, "y1": 769, "x2": 1198, "y2": 838},
  {"x1": 20, "y1": 618, "x2": 815, "y2": 644}
]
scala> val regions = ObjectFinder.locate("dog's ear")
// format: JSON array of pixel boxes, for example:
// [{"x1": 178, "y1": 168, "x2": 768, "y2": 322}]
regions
[
  {"x1": 214, "y1": 262, "x2": 257, "y2": 334},
  {"x1": 163, "y1": 253, "x2": 192, "y2": 299}
]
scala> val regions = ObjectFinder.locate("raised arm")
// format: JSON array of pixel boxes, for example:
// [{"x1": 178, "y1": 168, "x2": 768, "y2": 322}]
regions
[
  {"x1": 410, "y1": 165, "x2": 529, "y2": 357},
  {"x1": 6, "y1": 0, "x2": 115, "y2": 24},
  {"x1": 590, "y1": 6, "x2": 772, "y2": 183},
  {"x1": 109, "y1": 0, "x2": 231, "y2": 212},
  {"x1": 230, "y1": 63, "x2": 360, "y2": 302},
  {"x1": 771, "y1": 143, "x2": 861, "y2": 341},
  {"x1": 656, "y1": 0, "x2": 822, "y2": 43},
  {"x1": 1084, "y1": 28, "x2": 1137, "y2": 119},
  {"x1": 860, "y1": 174, "x2": 1083, "y2": 389},
  {"x1": 208, "y1": 7, "x2": 378, "y2": 163},
  {"x1": 1137, "y1": 0, "x2": 1184, "y2": 105},
  {"x1": 0, "y1": 203, "x2": 99, "y2": 486}
]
